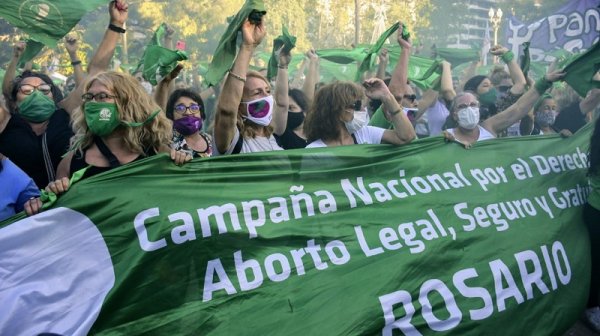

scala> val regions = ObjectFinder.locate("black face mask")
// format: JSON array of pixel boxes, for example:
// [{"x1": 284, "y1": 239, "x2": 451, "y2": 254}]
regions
[{"x1": 287, "y1": 111, "x2": 305, "y2": 130}]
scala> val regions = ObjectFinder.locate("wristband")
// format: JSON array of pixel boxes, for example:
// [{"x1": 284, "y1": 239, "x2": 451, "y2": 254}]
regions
[
  {"x1": 534, "y1": 77, "x2": 552, "y2": 94},
  {"x1": 228, "y1": 71, "x2": 246, "y2": 83},
  {"x1": 278, "y1": 64, "x2": 288, "y2": 69},
  {"x1": 70, "y1": 60, "x2": 82, "y2": 66},
  {"x1": 108, "y1": 23, "x2": 126, "y2": 34},
  {"x1": 501, "y1": 50, "x2": 514, "y2": 64},
  {"x1": 388, "y1": 109, "x2": 401, "y2": 116}
]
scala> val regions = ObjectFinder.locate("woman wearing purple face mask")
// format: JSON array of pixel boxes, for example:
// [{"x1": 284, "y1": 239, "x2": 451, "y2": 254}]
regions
[{"x1": 166, "y1": 89, "x2": 212, "y2": 158}]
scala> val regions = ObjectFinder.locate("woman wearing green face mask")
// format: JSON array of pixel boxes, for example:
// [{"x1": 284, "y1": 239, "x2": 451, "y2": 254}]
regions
[
  {"x1": 0, "y1": 71, "x2": 72, "y2": 189},
  {"x1": 24, "y1": 71, "x2": 176, "y2": 216}
]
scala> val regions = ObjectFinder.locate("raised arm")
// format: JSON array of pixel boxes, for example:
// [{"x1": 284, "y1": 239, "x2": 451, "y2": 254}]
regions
[
  {"x1": 2, "y1": 42, "x2": 25, "y2": 102},
  {"x1": 484, "y1": 70, "x2": 565, "y2": 135},
  {"x1": 439, "y1": 60, "x2": 456, "y2": 102},
  {"x1": 302, "y1": 49, "x2": 319, "y2": 101},
  {"x1": 490, "y1": 45, "x2": 526, "y2": 95},
  {"x1": 154, "y1": 64, "x2": 183, "y2": 111},
  {"x1": 58, "y1": 0, "x2": 128, "y2": 114},
  {"x1": 214, "y1": 19, "x2": 266, "y2": 153},
  {"x1": 388, "y1": 24, "x2": 411, "y2": 100},
  {"x1": 580, "y1": 87, "x2": 600, "y2": 121},
  {"x1": 364, "y1": 78, "x2": 416, "y2": 145},
  {"x1": 64, "y1": 36, "x2": 85, "y2": 88},
  {"x1": 272, "y1": 47, "x2": 290, "y2": 136},
  {"x1": 376, "y1": 48, "x2": 389, "y2": 80}
]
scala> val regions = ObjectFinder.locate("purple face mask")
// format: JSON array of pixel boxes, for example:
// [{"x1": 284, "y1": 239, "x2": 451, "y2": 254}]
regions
[{"x1": 173, "y1": 115, "x2": 202, "y2": 135}]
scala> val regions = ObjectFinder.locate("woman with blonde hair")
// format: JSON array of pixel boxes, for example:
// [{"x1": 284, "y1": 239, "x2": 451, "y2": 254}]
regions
[
  {"x1": 214, "y1": 18, "x2": 290, "y2": 154},
  {"x1": 25, "y1": 71, "x2": 176, "y2": 215}
]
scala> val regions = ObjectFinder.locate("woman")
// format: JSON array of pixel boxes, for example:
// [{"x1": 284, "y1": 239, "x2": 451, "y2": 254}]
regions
[
  {"x1": 276, "y1": 88, "x2": 309, "y2": 149},
  {"x1": 584, "y1": 114, "x2": 600, "y2": 333},
  {"x1": 214, "y1": 18, "x2": 289, "y2": 155},
  {"x1": 529, "y1": 94, "x2": 559, "y2": 135},
  {"x1": 24, "y1": 71, "x2": 174, "y2": 215},
  {"x1": 0, "y1": 153, "x2": 39, "y2": 221},
  {"x1": 444, "y1": 70, "x2": 565, "y2": 147},
  {"x1": 303, "y1": 78, "x2": 415, "y2": 148},
  {"x1": 0, "y1": 0, "x2": 129, "y2": 188},
  {"x1": 166, "y1": 89, "x2": 213, "y2": 157}
]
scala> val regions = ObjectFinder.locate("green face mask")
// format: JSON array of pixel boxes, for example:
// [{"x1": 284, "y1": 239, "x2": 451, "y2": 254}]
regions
[
  {"x1": 84, "y1": 102, "x2": 161, "y2": 137},
  {"x1": 18, "y1": 90, "x2": 56, "y2": 123},
  {"x1": 479, "y1": 87, "x2": 497, "y2": 106}
]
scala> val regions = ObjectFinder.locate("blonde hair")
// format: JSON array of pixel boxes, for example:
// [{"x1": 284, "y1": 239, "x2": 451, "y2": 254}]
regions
[
  {"x1": 71, "y1": 71, "x2": 172, "y2": 155},
  {"x1": 237, "y1": 70, "x2": 274, "y2": 138}
]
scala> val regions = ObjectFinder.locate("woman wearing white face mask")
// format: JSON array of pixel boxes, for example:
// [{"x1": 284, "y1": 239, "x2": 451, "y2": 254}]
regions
[
  {"x1": 214, "y1": 17, "x2": 289, "y2": 154},
  {"x1": 444, "y1": 70, "x2": 566, "y2": 147},
  {"x1": 304, "y1": 78, "x2": 415, "y2": 148}
]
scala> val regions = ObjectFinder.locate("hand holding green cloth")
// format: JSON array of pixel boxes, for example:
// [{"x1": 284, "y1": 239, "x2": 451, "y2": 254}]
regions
[
  {"x1": 205, "y1": 0, "x2": 266, "y2": 87},
  {"x1": 267, "y1": 25, "x2": 296, "y2": 80},
  {"x1": 0, "y1": 0, "x2": 106, "y2": 47},
  {"x1": 520, "y1": 42, "x2": 531, "y2": 77},
  {"x1": 562, "y1": 42, "x2": 600, "y2": 97},
  {"x1": 432, "y1": 47, "x2": 480, "y2": 66},
  {"x1": 407, "y1": 55, "x2": 442, "y2": 91},
  {"x1": 356, "y1": 21, "x2": 400, "y2": 81},
  {"x1": 17, "y1": 40, "x2": 45, "y2": 69},
  {"x1": 137, "y1": 45, "x2": 188, "y2": 85},
  {"x1": 315, "y1": 48, "x2": 367, "y2": 64}
]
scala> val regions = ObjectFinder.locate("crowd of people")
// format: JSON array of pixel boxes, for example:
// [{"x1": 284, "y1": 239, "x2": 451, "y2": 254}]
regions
[{"x1": 0, "y1": 0, "x2": 599, "y2": 332}]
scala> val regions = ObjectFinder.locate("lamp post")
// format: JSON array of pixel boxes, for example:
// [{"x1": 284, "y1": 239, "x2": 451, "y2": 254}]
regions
[{"x1": 488, "y1": 7, "x2": 503, "y2": 47}]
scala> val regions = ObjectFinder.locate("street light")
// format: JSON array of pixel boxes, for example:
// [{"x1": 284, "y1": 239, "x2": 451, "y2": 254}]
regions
[{"x1": 488, "y1": 7, "x2": 503, "y2": 47}]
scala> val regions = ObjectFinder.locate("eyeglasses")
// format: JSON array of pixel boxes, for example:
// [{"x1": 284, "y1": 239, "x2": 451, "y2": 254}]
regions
[
  {"x1": 19, "y1": 83, "x2": 52, "y2": 96},
  {"x1": 82, "y1": 92, "x2": 117, "y2": 102},
  {"x1": 349, "y1": 100, "x2": 363, "y2": 111},
  {"x1": 403, "y1": 94, "x2": 417, "y2": 102},
  {"x1": 174, "y1": 103, "x2": 202, "y2": 114},
  {"x1": 498, "y1": 85, "x2": 511, "y2": 93},
  {"x1": 457, "y1": 101, "x2": 480, "y2": 110}
]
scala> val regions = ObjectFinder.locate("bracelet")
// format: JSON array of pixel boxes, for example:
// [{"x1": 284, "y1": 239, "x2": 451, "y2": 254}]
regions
[
  {"x1": 278, "y1": 64, "x2": 288, "y2": 69},
  {"x1": 70, "y1": 60, "x2": 82, "y2": 66},
  {"x1": 388, "y1": 109, "x2": 401, "y2": 116},
  {"x1": 228, "y1": 71, "x2": 246, "y2": 83},
  {"x1": 501, "y1": 50, "x2": 514, "y2": 64},
  {"x1": 534, "y1": 77, "x2": 552, "y2": 94},
  {"x1": 108, "y1": 23, "x2": 126, "y2": 34}
]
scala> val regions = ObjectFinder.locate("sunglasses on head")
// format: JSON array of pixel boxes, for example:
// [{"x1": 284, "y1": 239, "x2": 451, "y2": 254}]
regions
[{"x1": 403, "y1": 94, "x2": 417, "y2": 102}]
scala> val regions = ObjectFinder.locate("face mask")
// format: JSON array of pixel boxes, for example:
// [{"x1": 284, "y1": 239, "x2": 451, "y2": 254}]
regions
[
  {"x1": 18, "y1": 90, "x2": 56, "y2": 123},
  {"x1": 173, "y1": 115, "x2": 202, "y2": 135},
  {"x1": 85, "y1": 102, "x2": 160, "y2": 136},
  {"x1": 479, "y1": 88, "x2": 497, "y2": 106},
  {"x1": 535, "y1": 110, "x2": 556, "y2": 127},
  {"x1": 286, "y1": 111, "x2": 305, "y2": 130},
  {"x1": 404, "y1": 107, "x2": 419, "y2": 122},
  {"x1": 344, "y1": 110, "x2": 368, "y2": 134},
  {"x1": 243, "y1": 96, "x2": 273, "y2": 126},
  {"x1": 457, "y1": 106, "x2": 480, "y2": 130}
]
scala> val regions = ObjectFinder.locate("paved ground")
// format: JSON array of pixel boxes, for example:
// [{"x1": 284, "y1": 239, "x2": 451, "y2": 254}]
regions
[{"x1": 565, "y1": 320, "x2": 599, "y2": 336}]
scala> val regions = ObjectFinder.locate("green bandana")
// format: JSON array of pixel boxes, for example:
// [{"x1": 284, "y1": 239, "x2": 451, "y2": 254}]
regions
[{"x1": 18, "y1": 90, "x2": 56, "y2": 123}]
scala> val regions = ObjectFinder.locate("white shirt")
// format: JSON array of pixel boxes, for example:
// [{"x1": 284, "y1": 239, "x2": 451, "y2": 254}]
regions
[
  {"x1": 214, "y1": 127, "x2": 283, "y2": 155},
  {"x1": 306, "y1": 126, "x2": 385, "y2": 148}
]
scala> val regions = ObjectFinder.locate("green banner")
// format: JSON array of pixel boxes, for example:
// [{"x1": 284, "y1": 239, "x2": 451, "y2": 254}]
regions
[
  {"x1": 0, "y1": 0, "x2": 106, "y2": 47},
  {"x1": 0, "y1": 127, "x2": 592, "y2": 335}
]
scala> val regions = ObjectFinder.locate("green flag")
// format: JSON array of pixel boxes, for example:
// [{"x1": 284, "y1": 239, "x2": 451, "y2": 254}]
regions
[
  {"x1": 319, "y1": 58, "x2": 358, "y2": 82},
  {"x1": 17, "y1": 39, "x2": 45, "y2": 68},
  {"x1": 433, "y1": 47, "x2": 480, "y2": 66},
  {"x1": 316, "y1": 48, "x2": 367, "y2": 64},
  {"x1": 151, "y1": 23, "x2": 167, "y2": 47},
  {"x1": 356, "y1": 22, "x2": 400, "y2": 81},
  {"x1": 205, "y1": 0, "x2": 266, "y2": 87},
  {"x1": 562, "y1": 42, "x2": 600, "y2": 97},
  {"x1": 520, "y1": 42, "x2": 531, "y2": 77},
  {"x1": 266, "y1": 25, "x2": 296, "y2": 80},
  {"x1": 136, "y1": 45, "x2": 188, "y2": 85},
  {"x1": 0, "y1": 124, "x2": 592, "y2": 335},
  {"x1": 0, "y1": 0, "x2": 106, "y2": 47}
]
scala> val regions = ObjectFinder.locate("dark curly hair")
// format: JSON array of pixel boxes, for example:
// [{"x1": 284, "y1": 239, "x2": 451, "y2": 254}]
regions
[
  {"x1": 303, "y1": 81, "x2": 363, "y2": 143},
  {"x1": 589, "y1": 116, "x2": 600, "y2": 176},
  {"x1": 165, "y1": 88, "x2": 205, "y2": 120}
]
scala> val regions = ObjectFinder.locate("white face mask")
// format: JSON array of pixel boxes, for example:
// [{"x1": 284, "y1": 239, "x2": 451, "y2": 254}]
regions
[
  {"x1": 457, "y1": 106, "x2": 480, "y2": 130},
  {"x1": 344, "y1": 109, "x2": 368, "y2": 134},
  {"x1": 242, "y1": 95, "x2": 274, "y2": 126}
]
